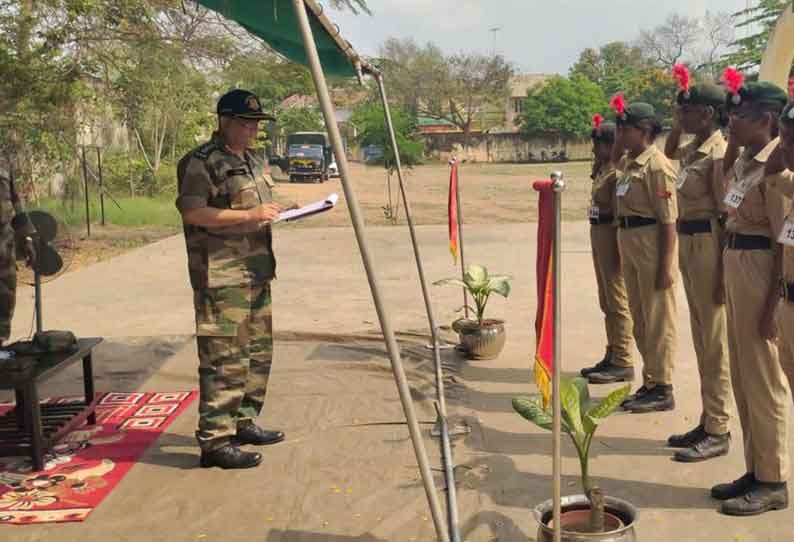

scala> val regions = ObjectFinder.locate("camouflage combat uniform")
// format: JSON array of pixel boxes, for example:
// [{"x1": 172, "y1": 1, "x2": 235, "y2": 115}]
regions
[
  {"x1": 0, "y1": 169, "x2": 35, "y2": 341},
  {"x1": 176, "y1": 133, "x2": 277, "y2": 452}
]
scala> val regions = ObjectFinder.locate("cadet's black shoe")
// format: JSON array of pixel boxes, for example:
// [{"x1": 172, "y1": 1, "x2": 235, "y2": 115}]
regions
[
  {"x1": 673, "y1": 432, "x2": 730, "y2": 462},
  {"x1": 720, "y1": 482, "x2": 788, "y2": 516},
  {"x1": 711, "y1": 472, "x2": 756, "y2": 500},
  {"x1": 587, "y1": 363, "x2": 635, "y2": 384},
  {"x1": 620, "y1": 385, "x2": 649, "y2": 408},
  {"x1": 200, "y1": 445, "x2": 262, "y2": 469},
  {"x1": 667, "y1": 424, "x2": 706, "y2": 448},
  {"x1": 580, "y1": 351, "x2": 611, "y2": 377},
  {"x1": 235, "y1": 421, "x2": 286, "y2": 446},
  {"x1": 626, "y1": 385, "x2": 674, "y2": 413}
]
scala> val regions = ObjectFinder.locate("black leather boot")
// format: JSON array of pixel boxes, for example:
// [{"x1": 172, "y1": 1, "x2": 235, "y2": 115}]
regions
[
  {"x1": 580, "y1": 349, "x2": 611, "y2": 377},
  {"x1": 587, "y1": 362, "x2": 635, "y2": 384},
  {"x1": 235, "y1": 420, "x2": 286, "y2": 446},
  {"x1": 200, "y1": 445, "x2": 262, "y2": 469},
  {"x1": 711, "y1": 472, "x2": 756, "y2": 500},
  {"x1": 625, "y1": 384, "x2": 674, "y2": 413},
  {"x1": 673, "y1": 432, "x2": 730, "y2": 462},
  {"x1": 667, "y1": 424, "x2": 705, "y2": 448},
  {"x1": 721, "y1": 482, "x2": 788, "y2": 516}
]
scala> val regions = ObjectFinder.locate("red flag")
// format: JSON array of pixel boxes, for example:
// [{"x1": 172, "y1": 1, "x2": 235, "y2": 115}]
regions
[
  {"x1": 448, "y1": 159, "x2": 459, "y2": 263},
  {"x1": 533, "y1": 179, "x2": 555, "y2": 408}
]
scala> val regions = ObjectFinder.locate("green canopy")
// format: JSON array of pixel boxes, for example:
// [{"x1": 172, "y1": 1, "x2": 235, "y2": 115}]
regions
[{"x1": 196, "y1": 0, "x2": 361, "y2": 77}]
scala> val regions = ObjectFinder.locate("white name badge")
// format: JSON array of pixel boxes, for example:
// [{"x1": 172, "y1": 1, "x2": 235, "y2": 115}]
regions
[
  {"x1": 676, "y1": 170, "x2": 688, "y2": 190},
  {"x1": 724, "y1": 187, "x2": 746, "y2": 209},
  {"x1": 616, "y1": 180, "x2": 630, "y2": 198},
  {"x1": 588, "y1": 206, "x2": 600, "y2": 220},
  {"x1": 779, "y1": 219, "x2": 794, "y2": 247}
]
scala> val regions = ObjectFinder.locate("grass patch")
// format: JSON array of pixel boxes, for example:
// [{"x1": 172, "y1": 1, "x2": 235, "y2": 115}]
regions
[{"x1": 33, "y1": 196, "x2": 182, "y2": 228}]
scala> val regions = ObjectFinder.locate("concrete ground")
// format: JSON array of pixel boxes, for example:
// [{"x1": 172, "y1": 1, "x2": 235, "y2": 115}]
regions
[{"x1": 2, "y1": 220, "x2": 793, "y2": 541}]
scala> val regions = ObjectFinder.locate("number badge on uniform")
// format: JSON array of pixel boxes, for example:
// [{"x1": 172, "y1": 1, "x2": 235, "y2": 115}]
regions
[
  {"x1": 676, "y1": 169, "x2": 688, "y2": 190},
  {"x1": 615, "y1": 177, "x2": 630, "y2": 198},
  {"x1": 587, "y1": 206, "x2": 600, "y2": 220},
  {"x1": 724, "y1": 186, "x2": 746, "y2": 209},
  {"x1": 779, "y1": 218, "x2": 794, "y2": 247}
]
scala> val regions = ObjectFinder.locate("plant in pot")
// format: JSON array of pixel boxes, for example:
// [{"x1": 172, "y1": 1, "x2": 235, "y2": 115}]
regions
[
  {"x1": 434, "y1": 264, "x2": 512, "y2": 360},
  {"x1": 512, "y1": 378, "x2": 638, "y2": 541}
]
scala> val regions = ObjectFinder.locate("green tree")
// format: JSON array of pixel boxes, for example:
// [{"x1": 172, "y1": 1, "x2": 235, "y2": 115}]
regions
[
  {"x1": 517, "y1": 75, "x2": 606, "y2": 143},
  {"x1": 352, "y1": 101, "x2": 424, "y2": 171},
  {"x1": 723, "y1": 0, "x2": 790, "y2": 71},
  {"x1": 222, "y1": 53, "x2": 315, "y2": 111},
  {"x1": 623, "y1": 68, "x2": 677, "y2": 125},
  {"x1": 570, "y1": 41, "x2": 650, "y2": 98},
  {"x1": 275, "y1": 106, "x2": 324, "y2": 137}
]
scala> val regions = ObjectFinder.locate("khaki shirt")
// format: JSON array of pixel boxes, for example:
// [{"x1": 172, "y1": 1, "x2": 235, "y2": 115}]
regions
[
  {"x1": 590, "y1": 163, "x2": 618, "y2": 218},
  {"x1": 776, "y1": 170, "x2": 794, "y2": 283},
  {"x1": 615, "y1": 145, "x2": 678, "y2": 224},
  {"x1": 673, "y1": 130, "x2": 727, "y2": 221},
  {"x1": 176, "y1": 133, "x2": 276, "y2": 290},
  {"x1": 725, "y1": 138, "x2": 793, "y2": 238}
]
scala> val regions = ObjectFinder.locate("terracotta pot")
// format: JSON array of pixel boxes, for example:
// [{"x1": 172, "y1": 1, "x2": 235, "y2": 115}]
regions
[
  {"x1": 534, "y1": 494, "x2": 638, "y2": 542},
  {"x1": 453, "y1": 319, "x2": 506, "y2": 360}
]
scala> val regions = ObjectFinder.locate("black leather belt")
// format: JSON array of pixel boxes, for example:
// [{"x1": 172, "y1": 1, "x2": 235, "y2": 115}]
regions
[
  {"x1": 677, "y1": 219, "x2": 712, "y2": 235},
  {"x1": 726, "y1": 233, "x2": 771, "y2": 250},
  {"x1": 618, "y1": 216, "x2": 657, "y2": 229},
  {"x1": 781, "y1": 281, "x2": 794, "y2": 303},
  {"x1": 590, "y1": 214, "x2": 614, "y2": 226}
]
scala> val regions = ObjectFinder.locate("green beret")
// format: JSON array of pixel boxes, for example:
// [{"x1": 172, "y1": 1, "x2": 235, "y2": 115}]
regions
[
  {"x1": 616, "y1": 102, "x2": 656, "y2": 126},
  {"x1": 677, "y1": 83, "x2": 726, "y2": 107},
  {"x1": 725, "y1": 81, "x2": 787, "y2": 111},
  {"x1": 591, "y1": 121, "x2": 616, "y2": 142},
  {"x1": 781, "y1": 103, "x2": 794, "y2": 124}
]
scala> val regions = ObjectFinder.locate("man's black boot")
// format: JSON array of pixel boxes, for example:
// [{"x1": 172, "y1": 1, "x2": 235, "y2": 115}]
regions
[
  {"x1": 721, "y1": 482, "x2": 788, "y2": 516},
  {"x1": 581, "y1": 349, "x2": 611, "y2": 377},
  {"x1": 711, "y1": 473, "x2": 756, "y2": 500},
  {"x1": 200, "y1": 445, "x2": 263, "y2": 469},
  {"x1": 626, "y1": 384, "x2": 674, "y2": 413},
  {"x1": 587, "y1": 362, "x2": 635, "y2": 384},
  {"x1": 673, "y1": 432, "x2": 730, "y2": 462},
  {"x1": 667, "y1": 424, "x2": 705, "y2": 448},
  {"x1": 235, "y1": 420, "x2": 286, "y2": 446}
]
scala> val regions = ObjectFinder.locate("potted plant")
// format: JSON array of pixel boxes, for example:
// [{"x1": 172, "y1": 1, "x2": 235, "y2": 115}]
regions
[
  {"x1": 434, "y1": 264, "x2": 512, "y2": 360},
  {"x1": 512, "y1": 378, "x2": 639, "y2": 541}
]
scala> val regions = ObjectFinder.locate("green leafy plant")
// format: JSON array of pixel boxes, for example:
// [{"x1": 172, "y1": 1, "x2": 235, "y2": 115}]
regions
[
  {"x1": 434, "y1": 264, "x2": 512, "y2": 326},
  {"x1": 512, "y1": 377, "x2": 629, "y2": 498}
]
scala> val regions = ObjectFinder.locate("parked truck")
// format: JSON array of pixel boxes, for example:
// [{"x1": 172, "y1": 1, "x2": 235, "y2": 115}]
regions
[{"x1": 286, "y1": 132, "x2": 331, "y2": 183}]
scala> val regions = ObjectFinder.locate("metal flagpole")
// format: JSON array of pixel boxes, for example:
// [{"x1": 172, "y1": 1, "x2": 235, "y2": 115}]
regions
[
  {"x1": 551, "y1": 171, "x2": 565, "y2": 542},
  {"x1": 375, "y1": 74, "x2": 460, "y2": 542},
  {"x1": 454, "y1": 162, "x2": 469, "y2": 320},
  {"x1": 291, "y1": 2, "x2": 449, "y2": 541}
]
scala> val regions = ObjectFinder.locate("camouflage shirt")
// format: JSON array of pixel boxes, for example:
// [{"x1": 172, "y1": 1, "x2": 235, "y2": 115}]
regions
[
  {"x1": 0, "y1": 168, "x2": 35, "y2": 236},
  {"x1": 176, "y1": 133, "x2": 276, "y2": 290}
]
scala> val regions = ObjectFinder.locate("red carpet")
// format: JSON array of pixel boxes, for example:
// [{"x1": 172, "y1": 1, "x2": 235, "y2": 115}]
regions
[{"x1": 0, "y1": 391, "x2": 196, "y2": 524}]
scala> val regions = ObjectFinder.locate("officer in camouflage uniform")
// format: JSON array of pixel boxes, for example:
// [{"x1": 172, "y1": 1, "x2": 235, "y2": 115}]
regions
[
  {"x1": 0, "y1": 161, "x2": 36, "y2": 345},
  {"x1": 176, "y1": 90, "x2": 286, "y2": 470}
]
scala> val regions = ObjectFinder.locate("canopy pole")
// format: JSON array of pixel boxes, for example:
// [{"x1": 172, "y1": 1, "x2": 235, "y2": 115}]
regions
[
  {"x1": 551, "y1": 171, "x2": 565, "y2": 542},
  {"x1": 375, "y1": 74, "x2": 460, "y2": 542},
  {"x1": 291, "y1": 2, "x2": 449, "y2": 541}
]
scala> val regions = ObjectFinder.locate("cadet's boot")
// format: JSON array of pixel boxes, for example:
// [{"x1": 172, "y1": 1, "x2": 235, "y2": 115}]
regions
[
  {"x1": 626, "y1": 385, "x2": 675, "y2": 413},
  {"x1": 621, "y1": 385, "x2": 650, "y2": 408},
  {"x1": 587, "y1": 362, "x2": 635, "y2": 384},
  {"x1": 673, "y1": 432, "x2": 730, "y2": 462},
  {"x1": 711, "y1": 473, "x2": 756, "y2": 500},
  {"x1": 235, "y1": 420, "x2": 285, "y2": 446},
  {"x1": 720, "y1": 482, "x2": 788, "y2": 516},
  {"x1": 667, "y1": 424, "x2": 706, "y2": 448},
  {"x1": 200, "y1": 445, "x2": 262, "y2": 469},
  {"x1": 580, "y1": 348, "x2": 611, "y2": 377}
]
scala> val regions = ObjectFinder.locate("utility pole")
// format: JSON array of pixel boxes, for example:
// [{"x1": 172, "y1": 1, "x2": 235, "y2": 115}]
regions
[{"x1": 489, "y1": 26, "x2": 501, "y2": 57}]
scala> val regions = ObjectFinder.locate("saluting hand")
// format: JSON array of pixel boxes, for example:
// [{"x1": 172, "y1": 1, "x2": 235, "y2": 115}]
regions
[{"x1": 656, "y1": 269, "x2": 674, "y2": 291}]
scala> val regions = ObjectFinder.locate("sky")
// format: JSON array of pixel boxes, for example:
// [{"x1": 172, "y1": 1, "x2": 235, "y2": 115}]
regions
[{"x1": 327, "y1": 0, "x2": 753, "y2": 75}]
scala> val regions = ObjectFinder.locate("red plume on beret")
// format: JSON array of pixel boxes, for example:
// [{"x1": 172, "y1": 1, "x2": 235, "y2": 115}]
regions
[
  {"x1": 721, "y1": 67, "x2": 744, "y2": 96},
  {"x1": 672, "y1": 64, "x2": 690, "y2": 93},
  {"x1": 609, "y1": 93, "x2": 626, "y2": 116},
  {"x1": 592, "y1": 113, "x2": 603, "y2": 130}
]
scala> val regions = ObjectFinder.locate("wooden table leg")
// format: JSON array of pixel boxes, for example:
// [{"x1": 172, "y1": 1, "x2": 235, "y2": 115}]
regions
[
  {"x1": 14, "y1": 388, "x2": 25, "y2": 429},
  {"x1": 26, "y1": 382, "x2": 44, "y2": 471},
  {"x1": 83, "y1": 353, "x2": 96, "y2": 425}
]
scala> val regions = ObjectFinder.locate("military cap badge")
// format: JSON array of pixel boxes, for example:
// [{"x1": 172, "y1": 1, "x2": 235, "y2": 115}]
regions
[{"x1": 245, "y1": 95, "x2": 262, "y2": 112}]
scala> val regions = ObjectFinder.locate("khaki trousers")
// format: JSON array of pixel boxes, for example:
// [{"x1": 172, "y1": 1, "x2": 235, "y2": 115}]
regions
[
  {"x1": 618, "y1": 225, "x2": 677, "y2": 387},
  {"x1": 678, "y1": 226, "x2": 732, "y2": 435},
  {"x1": 591, "y1": 224, "x2": 634, "y2": 367},
  {"x1": 724, "y1": 248, "x2": 789, "y2": 482},
  {"x1": 777, "y1": 300, "x2": 794, "y2": 404}
]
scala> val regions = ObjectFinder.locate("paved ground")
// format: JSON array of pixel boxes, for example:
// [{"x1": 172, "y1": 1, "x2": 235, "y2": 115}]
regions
[{"x1": 2, "y1": 219, "x2": 793, "y2": 541}]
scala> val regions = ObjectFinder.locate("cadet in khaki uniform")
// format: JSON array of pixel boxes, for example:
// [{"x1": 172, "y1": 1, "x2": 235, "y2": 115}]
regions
[
  {"x1": 710, "y1": 77, "x2": 790, "y2": 516},
  {"x1": 663, "y1": 77, "x2": 733, "y2": 462},
  {"x1": 580, "y1": 116, "x2": 635, "y2": 384},
  {"x1": 776, "y1": 102, "x2": 794, "y2": 400},
  {"x1": 610, "y1": 100, "x2": 679, "y2": 413},
  {"x1": 0, "y1": 161, "x2": 36, "y2": 345},
  {"x1": 176, "y1": 90, "x2": 287, "y2": 470}
]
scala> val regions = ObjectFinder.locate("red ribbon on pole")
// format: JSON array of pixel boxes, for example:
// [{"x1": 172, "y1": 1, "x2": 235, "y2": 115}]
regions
[
  {"x1": 533, "y1": 179, "x2": 555, "y2": 408},
  {"x1": 448, "y1": 159, "x2": 459, "y2": 264}
]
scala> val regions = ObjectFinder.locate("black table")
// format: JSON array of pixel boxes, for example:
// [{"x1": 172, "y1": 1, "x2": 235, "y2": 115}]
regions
[{"x1": 0, "y1": 337, "x2": 102, "y2": 470}]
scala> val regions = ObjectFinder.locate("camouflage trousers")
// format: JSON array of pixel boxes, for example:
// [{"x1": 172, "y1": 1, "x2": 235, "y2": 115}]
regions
[
  {"x1": 193, "y1": 281, "x2": 273, "y2": 451},
  {"x1": 0, "y1": 226, "x2": 17, "y2": 341}
]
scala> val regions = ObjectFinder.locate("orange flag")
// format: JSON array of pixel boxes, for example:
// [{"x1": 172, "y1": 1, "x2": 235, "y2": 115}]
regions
[
  {"x1": 533, "y1": 179, "x2": 555, "y2": 409},
  {"x1": 448, "y1": 159, "x2": 459, "y2": 263}
]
